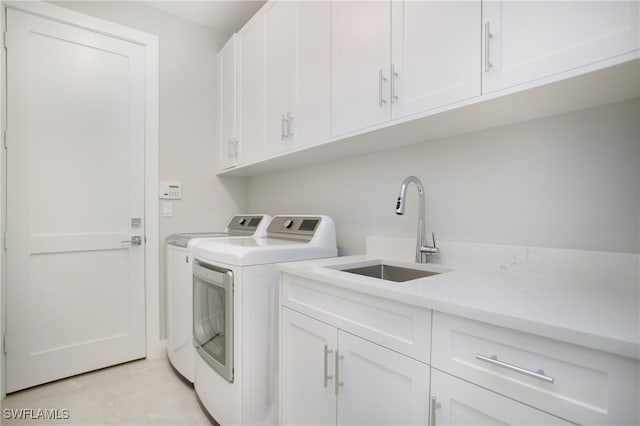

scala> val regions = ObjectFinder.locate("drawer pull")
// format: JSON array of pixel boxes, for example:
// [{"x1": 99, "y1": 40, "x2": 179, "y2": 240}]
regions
[
  {"x1": 475, "y1": 354, "x2": 555, "y2": 384},
  {"x1": 335, "y1": 350, "x2": 344, "y2": 395},
  {"x1": 323, "y1": 345, "x2": 333, "y2": 388}
]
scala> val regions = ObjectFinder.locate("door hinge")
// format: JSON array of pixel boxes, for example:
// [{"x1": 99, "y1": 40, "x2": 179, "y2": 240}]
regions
[
  {"x1": 3, "y1": 31, "x2": 9, "y2": 50},
  {"x1": 3, "y1": 130, "x2": 7, "y2": 149},
  {"x1": 3, "y1": 334, "x2": 7, "y2": 354},
  {"x1": 3, "y1": 231, "x2": 7, "y2": 250}
]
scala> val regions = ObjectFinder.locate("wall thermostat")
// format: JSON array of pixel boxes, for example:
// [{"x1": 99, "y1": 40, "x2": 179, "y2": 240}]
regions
[{"x1": 159, "y1": 182, "x2": 182, "y2": 199}]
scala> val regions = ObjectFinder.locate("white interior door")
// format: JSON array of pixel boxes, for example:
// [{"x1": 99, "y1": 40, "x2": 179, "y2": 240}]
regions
[{"x1": 5, "y1": 8, "x2": 146, "y2": 393}]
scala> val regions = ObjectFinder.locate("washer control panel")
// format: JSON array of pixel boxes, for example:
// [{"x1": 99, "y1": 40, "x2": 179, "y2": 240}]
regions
[
  {"x1": 227, "y1": 215, "x2": 266, "y2": 234},
  {"x1": 267, "y1": 216, "x2": 321, "y2": 241}
]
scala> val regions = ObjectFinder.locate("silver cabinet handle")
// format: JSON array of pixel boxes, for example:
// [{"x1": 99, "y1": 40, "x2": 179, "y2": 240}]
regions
[
  {"x1": 391, "y1": 64, "x2": 398, "y2": 103},
  {"x1": 430, "y1": 397, "x2": 438, "y2": 426},
  {"x1": 323, "y1": 345, "x2": 334, "y2": 388},
  {"x1": 227, "y1": 139, "x2": 234, "y2": 159},
  {"x1": 122, "y1": 236, "x2": 142, "y2": 246},
  {"x1": 378, "y1": 70, "x2": 387, "y2": 107},
  {"x1": 286, "y1": 112, "x2": 293, "y2": 139},
  {"x1": 334, "y1": 350, "x2": 344, "y2": 395},
  {"x1": 281, "y1": 114, "x2": 287, "y2": 141},
  {"x1": 484, "y1": 22, "x2": 492, "y2": 72},
  {"x1": 476, "y1": 354, "x2": 555, "y2": 384}
]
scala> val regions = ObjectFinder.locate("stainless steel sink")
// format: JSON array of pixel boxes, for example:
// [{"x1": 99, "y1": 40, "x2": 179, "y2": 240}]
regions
[{"x1": 339, "y1": 263, "x2": 440, "y2": 282}]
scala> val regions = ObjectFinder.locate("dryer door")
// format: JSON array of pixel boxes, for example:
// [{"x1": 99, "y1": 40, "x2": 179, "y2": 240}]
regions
[{"x1": 193, "y1": 260, "x2": 234, "y2": 382}]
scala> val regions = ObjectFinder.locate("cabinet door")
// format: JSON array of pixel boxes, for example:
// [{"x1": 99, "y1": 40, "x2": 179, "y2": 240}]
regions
[
  {"x1": 332, "y1": 1, "x2": 391, "y2": 136},
  {"x1": 290, "y1": 1, "x2": 332, "y2": 148},
  {"x1": 431, "y1": 370, "x2": 572, "y2": 425},
  {"x1": 280, "y1": 308, "x2": 337, "y2": 426},
  {"x1": 483, "y1": 1, "x2": 640, "y2": 93},
  {"x1": 391, "y1": 0, "x2": 481, "y2": 119},
  {"x1": 337, "y1": 332, "x2": 430, "y2": 426},
  {"x1": 264, "y1": 0, "x2": 292, "y2": 157},
  {"x1": 217, "y1": 35, "x2": 237, "y2": 171},
  {"x1": 238, "y1": 13, "x2": 265, "y2": 165}
]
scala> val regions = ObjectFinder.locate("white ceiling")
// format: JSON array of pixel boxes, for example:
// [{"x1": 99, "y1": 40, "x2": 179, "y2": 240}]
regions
[{"x1": 142, "y1": 1, "x2": 266, "y2": 35}]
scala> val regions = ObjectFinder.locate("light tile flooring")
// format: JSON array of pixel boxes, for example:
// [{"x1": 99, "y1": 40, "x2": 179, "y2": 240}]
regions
[{"x1": 1, "y1": 358, "x2": 214, "y2": 425}]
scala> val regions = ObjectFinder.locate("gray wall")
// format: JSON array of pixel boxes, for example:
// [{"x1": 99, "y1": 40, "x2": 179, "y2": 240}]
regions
[
  {"x1": 54, "y1": 1, "x2": 250, "y2": 338},
  {"x1": 248, "y1": 99, "x2": 640, "y2": 256}
]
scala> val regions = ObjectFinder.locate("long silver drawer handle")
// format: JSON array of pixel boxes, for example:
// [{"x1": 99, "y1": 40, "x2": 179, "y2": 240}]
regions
[
  {"x1": 476, "y1": 354, "x2": 555, "y2": 384},
  {"x1": 323, "y1": 345, "x2": 333, "y2": 388}
]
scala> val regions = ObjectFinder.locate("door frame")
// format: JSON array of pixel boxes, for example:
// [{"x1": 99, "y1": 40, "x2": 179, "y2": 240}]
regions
[{"x1": 0, "y1": 1, "x2": 160, "y2": 398}]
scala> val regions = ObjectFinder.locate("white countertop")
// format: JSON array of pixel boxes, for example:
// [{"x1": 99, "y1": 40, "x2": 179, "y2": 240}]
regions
[{"x1": 276, "y1": 255, "x2": 640, "y2": 360}]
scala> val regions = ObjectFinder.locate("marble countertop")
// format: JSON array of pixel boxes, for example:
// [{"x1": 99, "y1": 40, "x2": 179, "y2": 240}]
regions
[{"x1": 277, "y1": 255, "x2": 640, "y2": 360}]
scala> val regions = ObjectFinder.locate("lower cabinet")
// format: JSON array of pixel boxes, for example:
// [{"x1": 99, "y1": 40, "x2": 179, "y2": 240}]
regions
[
  {"x1": 280, "y1": 307, "x2": 430, "y2": 426},
  {"x1": 430, "y1": 369, "x2": 571, "y2": 425}
]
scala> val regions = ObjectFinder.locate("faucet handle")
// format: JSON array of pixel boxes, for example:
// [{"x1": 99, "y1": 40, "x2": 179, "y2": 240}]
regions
[{"x1": 420, "y1": 232, "x2": 439, "y2": 256}]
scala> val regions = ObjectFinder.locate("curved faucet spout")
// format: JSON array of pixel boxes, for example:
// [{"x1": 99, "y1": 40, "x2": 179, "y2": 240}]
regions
[
  {"x1": 396, "y1": 176, "x2": 424, "y2": 215},
  {"x1": 395, "y1": 176, "x2": 438, "y2": 263}
]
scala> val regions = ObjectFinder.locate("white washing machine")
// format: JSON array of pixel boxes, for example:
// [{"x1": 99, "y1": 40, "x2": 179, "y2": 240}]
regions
[
  {"x1": 165, "y1": 214, "x2": 271, "y2": 382},
  {"x1": 192, "y1": 215, "x2": 337, "y2": 426}
]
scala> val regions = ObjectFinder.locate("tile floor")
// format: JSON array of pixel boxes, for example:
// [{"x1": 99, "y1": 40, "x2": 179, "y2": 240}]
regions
[{"x1": 1, "y1": 358, "x2": 213, "y2": 425}]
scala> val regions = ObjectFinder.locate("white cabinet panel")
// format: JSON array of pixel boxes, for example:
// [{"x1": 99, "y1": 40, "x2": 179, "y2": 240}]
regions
[
  {"x1": 337, "y1": 332, "x2": 430, "y2": 426},
  {"x1": 483, "y1": 1, "x2": 640, "y2": 93},
  {"x1": 280, "y1": 308, "x2": 337, "y2": 426},
  {"x1": 291, "y1": 1, "x2": 332, "y2": 148},
  {"x1": 238, "y1": 14, "x2": 265, "y2": 165},
  {"x1": 391, "y1": 0, "x2": 481, "y2": 119},
  {"x1": 332, "y1": 1, "x2": 391, "y2": 136},
  {"x1": 264, "y1": 1, "x2": 292, "y2": 156},
  {"x1": 280, "y1": 306, "x2": 430, "y2": 426},
  {"x1": 281, "y1": 274, "x2": 431, "y2": 363},
  {"x1": 432, "y1": 312, "x2": 640, "y2": 425},
  {"x1": 431, "y1": 370, "x2": 571, "y2": 425},
  {"x1": 217, "y1": 35, "x2": 237, "y2": 170}
]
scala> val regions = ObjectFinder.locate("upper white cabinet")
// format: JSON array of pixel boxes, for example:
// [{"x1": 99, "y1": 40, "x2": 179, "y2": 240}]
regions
[
  {"x1": 332, "y1": 0, "x2": 481, "y2": 136},
  {"x1": 332, "y1": 1, "x2": 391, "y2": 136},
  {"x1": 482, "y1": 1, "x2": 640, "y2": 93},
  {"x1": 217, "y1": 35, "x2": 238, "y2": 170},
  {"x1": 219, "y1": 0, "x2": 639, "y2": 175},
  {"x1": 290, "y1": 1, "x2": 332, "y2": 149},
  {"x1": 237, "y1": 12, "x2": 265, "y2": 165},
  {"x1": 391, "y1": 0, "x2": 481, "y2": 119},
  {"x1": 264, "y1": 1, "x2": 332, "y2": 157},
  {"x1": 264, "y1": 0, "x2": 292, "y2": 157}
]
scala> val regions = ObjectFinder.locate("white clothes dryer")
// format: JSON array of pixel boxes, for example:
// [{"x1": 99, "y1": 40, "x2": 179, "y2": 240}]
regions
[
  {"x1": 165, "y1": 214, "x2": 271, "y2": 382},
  {"x1": 192, "y1": 215, "x2": 337, "y2": 426}
]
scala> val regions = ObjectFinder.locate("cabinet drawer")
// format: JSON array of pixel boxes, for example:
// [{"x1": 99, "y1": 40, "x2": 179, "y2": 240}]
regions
[
  {"x1": 431, "y1": 369, "x2": 571, "y2": 425},
  {"x1": 281, "y1": 273, "x2": 431, "y2": 363},
  {"x1": 432, "y1": 312, "x2": 640, "y2": 425}
]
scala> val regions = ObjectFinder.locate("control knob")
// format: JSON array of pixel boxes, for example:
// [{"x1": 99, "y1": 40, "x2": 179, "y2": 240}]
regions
[{"x1": 283, "y1": 219, "x2": 294, "y2": 229}]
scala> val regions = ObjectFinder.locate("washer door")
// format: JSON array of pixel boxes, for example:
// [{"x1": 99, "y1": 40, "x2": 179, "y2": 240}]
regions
[{"x1": 193, "y1": 260, "x2": 234, "y2": 382}]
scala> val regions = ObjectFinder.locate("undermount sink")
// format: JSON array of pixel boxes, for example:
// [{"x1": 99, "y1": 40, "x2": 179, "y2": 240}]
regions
[{"x1": 330, "y1": 260, "x2": 445, "y2": 283}]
